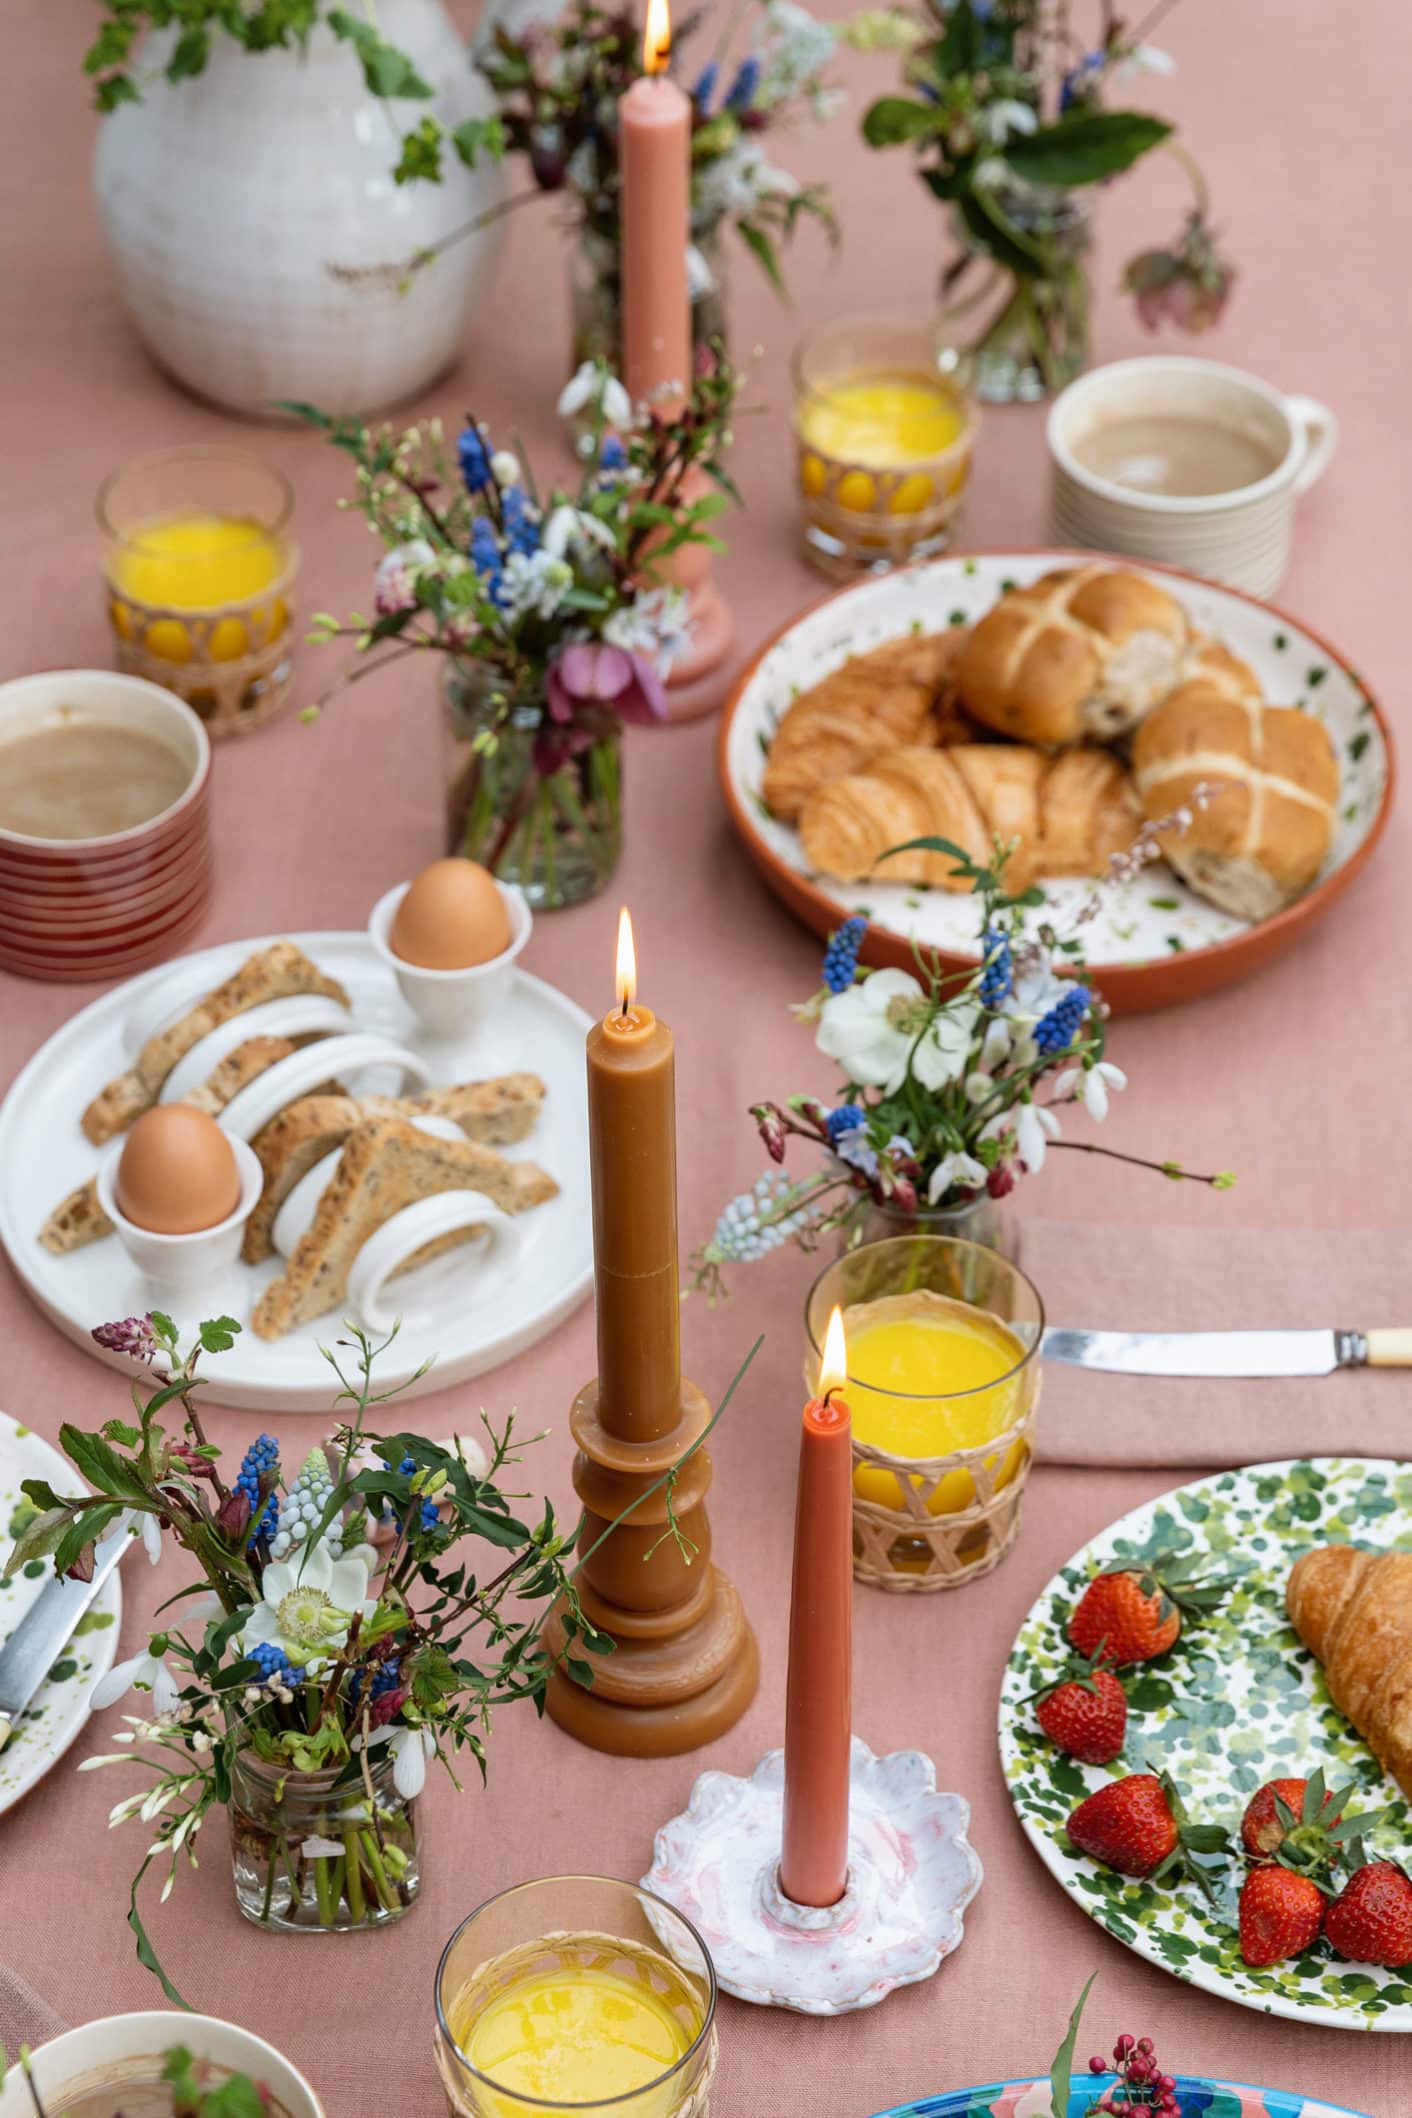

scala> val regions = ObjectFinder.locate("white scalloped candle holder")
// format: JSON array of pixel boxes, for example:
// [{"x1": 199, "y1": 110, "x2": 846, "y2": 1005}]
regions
[{"x1": 642, "y1": 1736, "x2": 982, "y2": 2015}]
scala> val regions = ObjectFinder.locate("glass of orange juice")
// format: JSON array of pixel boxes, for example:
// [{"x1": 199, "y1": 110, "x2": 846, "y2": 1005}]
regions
[
  {"x1": 435, "y1": 1877, "x2": 718, "y2": 2118},
  {"x1": 98, "y1": 445, "x2": 297, "y2": 736},
  {"x1": 792, "y1": 314, "x2": 977, "y2": 580},
  {"x1": 804, "y1": 1236, "x2": 1043, "y2": 1590}
]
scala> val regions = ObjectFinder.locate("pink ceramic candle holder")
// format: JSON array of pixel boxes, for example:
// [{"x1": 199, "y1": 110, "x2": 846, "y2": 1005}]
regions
[{"x1": 642, "y1": 1736, "x2": 981, "y2": 2015}]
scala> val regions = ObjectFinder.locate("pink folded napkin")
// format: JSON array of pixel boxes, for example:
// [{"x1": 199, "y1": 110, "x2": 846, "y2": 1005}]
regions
[
  {"x1": 1024, "y1": 1219, "x2": 1412, "y2": 1468},
  {"x1": 0, "y1": 1964, "x2": 64, "y2": 2062}
]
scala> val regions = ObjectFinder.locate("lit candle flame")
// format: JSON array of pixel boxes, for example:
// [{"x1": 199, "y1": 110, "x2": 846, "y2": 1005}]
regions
[
  {"x1": 643, "y1": 0, "x2": 671, "y2": 76},
  {"x1": 819, "y1": 1305, "x2": 848, "y2": 1399},
  {"x1": 616, "y1": 905, "x2": 637, "y2": 1013}
]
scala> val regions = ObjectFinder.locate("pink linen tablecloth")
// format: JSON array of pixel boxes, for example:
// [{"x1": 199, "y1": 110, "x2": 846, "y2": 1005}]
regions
[{"x1": 2, "y1": 1, "x2": 1410, "y2": 2113}]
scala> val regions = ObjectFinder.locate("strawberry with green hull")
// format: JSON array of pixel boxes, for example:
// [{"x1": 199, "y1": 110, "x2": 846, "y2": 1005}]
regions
[
  {"x1": 1324, "y1": 1860, "x2": 1412, "y2": 1968},
  {"x1": 1068, "y1": 1549, "x2": 1232, "y2": 1667},
  {"x1": 1238, "y1": 1767, "x2": 1382, "y2": 1874},
  {"x1": 1066, "y1": 1770, "x2": 1227, "y2": 1898},
  {"x1": 1025, "y1": 1646, "x2": 1128, "y2": 1765}
]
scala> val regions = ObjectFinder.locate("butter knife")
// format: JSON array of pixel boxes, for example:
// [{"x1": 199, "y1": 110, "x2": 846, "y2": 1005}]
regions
[
  {"x1": 1041, "y1": 1327, "x2": 1412, "y2": 1378},
  {"x1": 0, "y1": 1523, "x2": 131, "y2": 1751}
]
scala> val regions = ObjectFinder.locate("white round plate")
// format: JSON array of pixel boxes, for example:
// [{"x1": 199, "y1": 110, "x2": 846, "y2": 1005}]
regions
[
  {"x1": 720, "y1": 552, "x2": 1390, "y2": 993},
  {"x1": 0, "y1": 932, "x2": 594, "y2": 1412},
  {"x1": 0, "y1": 1411, "x2": 122, "y2": 1815},
  {"x1": 1000, "y1": 1457, "x2": 1412, "y2": 2031}
]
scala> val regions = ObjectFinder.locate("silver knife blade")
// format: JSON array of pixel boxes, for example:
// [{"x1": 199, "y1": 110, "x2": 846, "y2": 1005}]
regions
[
  {"x1": 1041, "y1": 1327, "x2": 1356, "y2": 1378},
  {"x1": 0, "y1": 1522, "x2": 132, "y2": 1743}
]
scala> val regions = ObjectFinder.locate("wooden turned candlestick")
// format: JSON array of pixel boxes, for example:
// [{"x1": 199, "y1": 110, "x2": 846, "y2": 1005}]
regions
[{"x1": 544, "y1": 1373, "x2": 758, "y2": 1757}]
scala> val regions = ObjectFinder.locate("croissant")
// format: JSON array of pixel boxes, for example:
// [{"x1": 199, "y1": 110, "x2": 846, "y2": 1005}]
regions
[
  {"x1": 761, "y1": 628, "x2": 971, "y2": 823},
  {"x1": 1133, "y1": 644, "x2": 1338, "y2": 920},
  {"x1": 1287, "y1": 1546, "x2": 1412, "y2": 1801},
  {"x1": 955, "y1": 565, "x2": 1190, "y2": 747},
  {"x1": 798, "y1": 742, "x2": 1140, "y2": 892}
]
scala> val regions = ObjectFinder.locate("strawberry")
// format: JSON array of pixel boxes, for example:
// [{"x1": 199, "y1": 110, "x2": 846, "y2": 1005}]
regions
[
  {"x1": 1068, "y1": 1549, "x2": 1231, "y2": 1667},
  {"x1": 1240, "y1": 1768, "x2": 1387, "y2": 1883},
  {"x1": 1028, "y1": 1649, "x2": 1128, "y2": 1764},
  {"x1": 1325, "y1": 1862, "x2": 1412, "y2": 1968},
  {"x1": 1066, "y1": 1770, "x2": 1227, "y2": 1894},
  {"x1": 1239, "y1": 1864, "x2": 1325, "y2": 1966}
]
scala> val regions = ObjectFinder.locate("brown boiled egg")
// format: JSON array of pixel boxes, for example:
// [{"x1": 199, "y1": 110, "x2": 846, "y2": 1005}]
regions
[
  {"x1": 390, "y1": 859, "x2": 512, "y2": 970},
  {"x1": 114, "y1": 1106, "x2": 243, "y2": 1234}
]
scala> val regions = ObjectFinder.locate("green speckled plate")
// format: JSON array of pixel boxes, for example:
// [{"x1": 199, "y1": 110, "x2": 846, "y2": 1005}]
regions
[
  {"x1": 0, "y1": 1410, "x2": 122, "y2": 1815},
  {"x1": 1000, "y1": 1458, "x2": 1412, "y2": 2032}
]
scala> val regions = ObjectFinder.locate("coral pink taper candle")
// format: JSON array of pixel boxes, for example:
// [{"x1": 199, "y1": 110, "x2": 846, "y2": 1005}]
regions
[
  {"x1": 620, "y1": 0, "x2": 692, "y2": 411},
  {"x1": 779, "y1": 1305, "x2": 853, "y2": 1909}
]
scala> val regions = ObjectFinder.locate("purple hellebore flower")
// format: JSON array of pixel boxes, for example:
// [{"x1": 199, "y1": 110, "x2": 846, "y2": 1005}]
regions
[{"x1": 546, "y1": 642, "x2": 667, "y2": 729}]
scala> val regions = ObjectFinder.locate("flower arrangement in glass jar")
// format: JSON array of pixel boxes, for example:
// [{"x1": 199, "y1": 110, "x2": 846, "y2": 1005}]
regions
[
  {"x1": 293, "y1": 356, "x2": 740, "y2": 908},
  {"x1": 479, "y1": 0, "x2": 847, "y2": 375},
  {"x1": 693, "y1": 828, "x2": 1234, "y2": 1296},
  {"x1": 4, "y1": 1314, "x2": 605, "y2": 2001},
  {"x1": 857, "y1": 0, "x2": 1237, "y2": 401}
]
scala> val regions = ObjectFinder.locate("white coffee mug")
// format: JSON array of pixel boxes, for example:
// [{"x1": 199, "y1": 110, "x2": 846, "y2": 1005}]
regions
[{"x1": 1047, "y1": 356, "x2": 1337, "y2": 597}]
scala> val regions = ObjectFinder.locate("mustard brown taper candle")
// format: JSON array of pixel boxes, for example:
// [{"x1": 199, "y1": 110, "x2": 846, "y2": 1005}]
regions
[
  {"x1": 586, "y1": 907, "x2": 681, "y2": 1442},
  {"x1": 780, "y1": 1305, "x2": 853, "y2": 1908}
]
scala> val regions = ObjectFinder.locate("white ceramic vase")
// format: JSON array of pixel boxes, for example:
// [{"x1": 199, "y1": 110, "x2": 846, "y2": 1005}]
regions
[{"x1": 92, "y1": 0, "x2": 509, "y2": 417}]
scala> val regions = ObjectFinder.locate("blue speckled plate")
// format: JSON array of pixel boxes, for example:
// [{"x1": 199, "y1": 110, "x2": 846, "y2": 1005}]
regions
[
  {"x1": 1000, "y1": 1459, "x2": 1412, "y2": 2032},
  {"x1": 872, "y1": 2074, "x2": 1372, "y2": 2117},
  {"x1": 0, "y1": 1410, "x2": 121, "y2": 1814}
]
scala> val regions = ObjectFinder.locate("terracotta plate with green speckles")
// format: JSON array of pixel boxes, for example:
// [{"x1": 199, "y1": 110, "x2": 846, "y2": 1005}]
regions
[
  {"x1": 0, "y1": 1410, "x2": 122, "y2": 1815},
  {"x1": 718, "y1": 553, "x2": 1394, "y2": 1014},
  {"x1": 999, "y1": 1457, "x2": 1412, "y2": 2031}
]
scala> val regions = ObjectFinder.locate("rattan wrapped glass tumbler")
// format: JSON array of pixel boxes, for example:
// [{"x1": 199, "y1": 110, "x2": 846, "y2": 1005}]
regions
[
  {"x1": 792, "y1": 314, "x2": 976, "y2": 579},
  {"x1": 99, "y1": 445, "x2": 298, "y2": 740},
  {"x1": 804, "y1": 1236, "x2": 1043, "y2": 1594}
]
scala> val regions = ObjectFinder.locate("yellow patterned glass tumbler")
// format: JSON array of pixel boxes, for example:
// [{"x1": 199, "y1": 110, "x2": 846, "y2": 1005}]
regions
[
  {"x1": 792, "y1": 314, "x2": 977, "y2": 579},
  {"x1": 99, "y1": 446, "x2": 298, "y2": 740},
  {"x1": 805, "y1": 1236, "x2": 1043, "y2": 1593},
  {"x1": 435, "y1": 1877, "x2": 718, "y2": 2118}
]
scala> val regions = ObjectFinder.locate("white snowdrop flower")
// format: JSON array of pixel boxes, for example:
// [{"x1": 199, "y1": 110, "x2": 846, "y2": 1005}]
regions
[
  {"x1": 490, "y1": 450, "x2": 521, "y2": 487},
  {"x1": 927, "y1": 1152, "x2": 988, "y2": 1204},
  {"x1": 92, "y1": 1649, "x2": 179, "y2": 1718},
  {"x1": 558, "y1": 362, "x2": 632, "y2": 431},
  {"x1": 391, "y1": 1726, "x2": 437, "y2": 1800},
  {"x1": 139, "y1": 1512, "x2": 163, "y2": 1567},
  {"x1": 979, "y1": 1016, "x2": 1013, "y2": 1072},
  {"x1": 975, "y1": 99, "x2": 1038, "y2": 145},
  {"x1": 1114, "y1": 42, "x2": 1175, "y2": 77}
]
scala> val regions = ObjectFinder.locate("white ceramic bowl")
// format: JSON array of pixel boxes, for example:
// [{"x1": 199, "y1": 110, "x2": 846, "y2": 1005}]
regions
[
  {"x1": 369, "y1": 877, "x2": 532, "y2": 1039},
  {"x1": 1046, "y1": 355, "x2": 1337, "y2": 596},
  {"x1": 0, "y1": 2011, "x2": 325, "y2": 2117},
  {"x1": 97, "y1": 1133, "x2": 263, "y2": 1296}
]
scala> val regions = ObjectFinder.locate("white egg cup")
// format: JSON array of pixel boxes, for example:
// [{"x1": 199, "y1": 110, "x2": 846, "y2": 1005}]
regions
[
  {"x1": 271, "y1": 1114, "x2": 524, "y2": 1335},
  {"x1": 97, "y1": 1132, "x2": 263, "y2": 1298},
  {"x1": 369, "y1": 877, "x2": 532, "y2": 1040},
  {"x1": 158, "y1": 993, "x2": 354, "y2": 1103}
]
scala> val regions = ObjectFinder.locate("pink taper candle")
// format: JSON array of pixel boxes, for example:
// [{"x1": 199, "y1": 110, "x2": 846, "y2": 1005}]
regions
[
  {"x1": 620, "y1": 0, "x2": 692, "y2": 411},
  {"x1": 779, "y1": 1305, "x2": 853, "y2": 1908}
]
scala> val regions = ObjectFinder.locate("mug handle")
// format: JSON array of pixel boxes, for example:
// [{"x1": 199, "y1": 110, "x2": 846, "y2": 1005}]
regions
[
  {"x1": 1285, "y1": 394, "x2": 1338, "y2": 496},
  {"x1": 347, "y1": 1190, "x2": 523, "y2": 1335}
]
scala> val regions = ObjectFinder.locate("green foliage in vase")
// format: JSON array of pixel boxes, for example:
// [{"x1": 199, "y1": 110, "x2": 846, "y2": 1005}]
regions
[{"x1": 855, "y1": 0, "x2": 1236, "y2": 378}]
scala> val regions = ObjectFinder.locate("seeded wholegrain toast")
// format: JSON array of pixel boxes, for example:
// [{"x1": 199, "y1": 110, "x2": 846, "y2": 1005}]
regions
[
  {"x1": 251, "y1": 1114, "x2": 558, "y2": 1340},
  {"x1": 81, "y1": 941, "x2": 349, "y2": 1145}
]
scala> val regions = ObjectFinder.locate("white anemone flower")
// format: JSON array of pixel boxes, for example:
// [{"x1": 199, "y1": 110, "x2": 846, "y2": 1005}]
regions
[
  {"x1": 558, "y1": 362, "x2": 632, "y2": 431},
  {"x1": 91, "y1": 1647, "x2": 179, "y2": 1718},
  {"x1": 818, "y1": 971, "x2": 978, "y2": 1096},
  {"x1": 240, "y1": 1542, "x2": 377, "y2": 1674},
  {"x1": 928, "y1": 1151, "x2": 988, "y2": 1204},
  {"x1": 1053, "y1": 1061, "x2": 1127, "y2": 1122}
]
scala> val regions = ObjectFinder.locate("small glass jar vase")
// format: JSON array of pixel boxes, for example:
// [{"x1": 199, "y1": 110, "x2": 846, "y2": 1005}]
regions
[
  {"x1": 567, "y1": 225, "x2": 730, "y2": 387},
  {"x1": 846, "y1": 1188, "x2": 1020, "y2": 1264},
  {"x1": 941, "y1": 190, "x2": 1092, "y2": 404},
  {"x1": 442, "y1": 663, "x2": 622, "y2": 911},
  {"x1": 229, "y1": 1750, "x2": 420, "y2": 1933}
]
